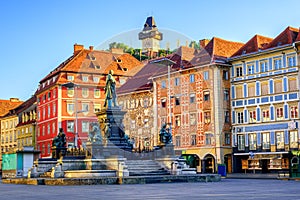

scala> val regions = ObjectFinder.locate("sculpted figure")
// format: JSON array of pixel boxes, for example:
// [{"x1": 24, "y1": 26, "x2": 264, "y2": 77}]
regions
[
  {"x1": 104, "y1": 70, "x2": 117, "y2": 107},
  {"x1": 52, "y1": 128, "x2": 67, "y2": 148}
]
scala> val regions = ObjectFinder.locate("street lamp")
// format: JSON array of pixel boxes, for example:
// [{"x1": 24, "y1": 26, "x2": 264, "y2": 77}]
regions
[
  {"x1": 61, "y1": 82, "x2": 78, "y2": 148},
  {"x1": 150, "y1": 58, "x2": 176, "y2": 141}
]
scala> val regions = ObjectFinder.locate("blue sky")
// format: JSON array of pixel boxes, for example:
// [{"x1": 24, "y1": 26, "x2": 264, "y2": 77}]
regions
[{"x1": 0, "y1": 0, "x2": 299, "y2": 100}]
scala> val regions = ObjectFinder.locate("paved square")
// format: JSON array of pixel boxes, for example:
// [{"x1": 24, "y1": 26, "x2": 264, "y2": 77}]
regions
[{"x1": 1, "y1": 179, "x2": 300, "y2": 199}]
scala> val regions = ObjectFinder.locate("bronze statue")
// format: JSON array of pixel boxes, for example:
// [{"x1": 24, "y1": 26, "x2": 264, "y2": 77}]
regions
[
  {"x1": 159, "y1": 123, "x2": 172, "y2": 144},
  {"x1": 52, "y1": 128, "x2": 67, "y2": 148},
  {"x1": 104, "y1": 69, "x2": 117, "y2": 107}
]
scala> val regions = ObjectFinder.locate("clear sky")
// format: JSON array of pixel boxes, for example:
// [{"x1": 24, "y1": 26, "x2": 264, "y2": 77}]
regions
[{"x1": 0, "y1": 0, "x2": 299, "y2": 101}]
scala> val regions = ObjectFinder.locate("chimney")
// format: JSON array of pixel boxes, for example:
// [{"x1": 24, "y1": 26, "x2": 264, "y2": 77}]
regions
[
  {"x1": 89, "y1": 46, "x2": 94, "y2": 51},
  {"x1": 199, "y1": 39, "x2": 210, "y2": 48},
  {"x1": 74, "y1": 43, "x2": 84, "y2": 54}
]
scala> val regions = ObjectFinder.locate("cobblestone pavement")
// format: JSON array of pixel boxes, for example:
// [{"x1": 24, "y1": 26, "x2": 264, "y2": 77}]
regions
[{"x1": 1, "y1": 179, "x2": 300, "y2": 200}]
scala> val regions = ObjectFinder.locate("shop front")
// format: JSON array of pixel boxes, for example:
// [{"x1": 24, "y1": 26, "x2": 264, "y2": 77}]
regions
[{"x1": 234, "y1": 152, "x2": 289, "y2": 173}]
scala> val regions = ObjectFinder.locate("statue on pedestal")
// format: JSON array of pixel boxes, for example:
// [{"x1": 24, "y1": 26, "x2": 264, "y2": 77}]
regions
[
  {"x1": 159, "y1": 123, "x2": 172, "y2": 144},
  {"x1": 104, "y1": 69, "x2": 117, "y2": 108},
  {"x1": 88, "y1": 123, "x2": 102, "y2": 144},
  {"x1": 52, "y1": 128, "x2": 67, "y2": 148}
]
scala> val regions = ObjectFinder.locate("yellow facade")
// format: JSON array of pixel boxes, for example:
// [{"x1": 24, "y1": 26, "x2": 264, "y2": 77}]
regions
[{"x1": 0, "y1": 115, "x2": 19, "y2": 154}]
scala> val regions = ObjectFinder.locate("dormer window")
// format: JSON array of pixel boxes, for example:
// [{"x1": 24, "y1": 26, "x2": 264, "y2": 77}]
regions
[
  {"x1": 117, "y1": 59, "x2": 122, "y2": 63},
  {"x1": 82, "y1": 76, "x2": 88, "y2": 82},
  {"x1": 242, "y1": 50, "x2": 247, "y2": 55},
  {"x1": 95, "y1": 65, "x2": 101, "y2": 70},
  {"x1": 93, "y1": 77, "x2": 99, "y2": 83},
  {"x1": 67, "y1": 75, "x2": 74, "y2": 81},
  {"x1": 123, "y1": 68, "x2": 128, "y2": 71}
]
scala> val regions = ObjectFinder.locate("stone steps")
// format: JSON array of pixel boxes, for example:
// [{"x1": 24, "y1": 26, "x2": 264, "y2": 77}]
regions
[{"x1": 125, "y1": 160, "x2": 170, "y2": 176}]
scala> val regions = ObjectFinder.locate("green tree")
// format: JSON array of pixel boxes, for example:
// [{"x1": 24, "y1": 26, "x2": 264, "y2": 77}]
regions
[{"x1": 189, "y1": 41, "x2": 200, "y2": 49}]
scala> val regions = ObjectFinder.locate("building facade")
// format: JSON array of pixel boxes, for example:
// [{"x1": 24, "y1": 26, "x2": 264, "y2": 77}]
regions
[
  {"x1": 153, "y1": 38, "x2": 243, "y2": 173},
  {"x1": 15, "y1": 96, "x2": 37, "y2": 151},
  {"x1": 230, "y1": 27, "x2": 300, "y2": 173},
  {"x1": 0, "y1": 98, "x2": 23, "y2": 171},
  {"x1": 35, "y1": 44, "x2": 142, "y2": 158}
]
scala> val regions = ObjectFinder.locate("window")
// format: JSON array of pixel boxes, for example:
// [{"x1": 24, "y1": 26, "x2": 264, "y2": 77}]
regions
[
  {"x1": 204, "y1": 112, "x2": 211, "y2": 124},
  {"x1": 236, "y1": 66, "x2": 243, "y2": 77},
  {"x1": 43, "y1": 107, "x2": 46, "y2": 119},
  {"x1": 47, "y1": 123, "x2": 50, "y2": 135},
  {"x1": 247, "y1": 64, "x2": 255, "y2": 75},
  {"x1": 175, "y1": 136, "x2": 181, "y2": 147},
  {"x1": 224, "y1": 111, "x2": 230, "y2": 123},
  {"x1": 82, "y1": 76, "x2": 88, "y2": 82},
  {"x1": 190, "y1": 113, "x2": 196, "y2": 125},
  {"x1": 82, "y1": 88, "x2": 89, "y2": 98},
  {"x1": 249, "y1": 110, "x2": 256, "y2": 123},
  {"x1": 94, "y1": 89, "x2": 100, "y2": 98},
  {"x1": 290, "y1": 131, "x2": 298, "y2": 148},
  {"x1": 204, "y1": 71, "x2": 209, "y2": 80},
  {"x1": 130, "y1": 120, "x2": 136, "y2": 129},
  {"x1": 223, "y1": 70, "x2": 229, "y2": 80},
  {"x1": 276, "y1": 132, "x2": 284, "y2": 150},
  {"x1": 161, "y1": 99, "x2": 166, "y2": 108},
  {"x1": 175, "y1": 97, "x2": 180, "y2": 106},
  {"x1": 93, "y1": 77, "x2": 99, "y2": 83},
  {"x1": 175, "y1": 78, "x2": 180, "y2": 86},
  {"x1": 67, "y1": 75, "x2": 74, "y2": 81},
  {"x1": 249, "y1": 133, "x2": 257, "y2": 150},
  {"x1": 161, "y1": 80, "x2": 166, "y2": 88},
  {"x1": 225, "y1": 133, "x2": 231, "y2": 145},
  {"x1": 67, "y1": 121, "x2": 74, "y2": 132},
  {"x1": 289, "y1": 78, "x2": 297, "y2": 91},
  {"x1": 260, "y1": 60, "x2": 268, "y2": 72},
  {"x1": 190, "y1": 94, "x2": 196, "y2": 103},
  {"x1": 191, "y1": 135, "x2": 197, "y2": 146},
  {"x1": 67, "y1": 88, "x2": 74, "y2": 97},
  {"x1": 204, "y1": 91, "x2": 210, "y2": 101},
  {"x1": 262, "y1": 108, "x2": 270, "y2": 122},
  {"x1": 224, "y1": 90, "x2": 229, "y2": 101},
  {"x1": 274, "y1": 79, "x2": 282, "y2": 93},
  {"x1": 274, "y1": 58, "x2": 282, "y2": 70},
  {"x1": 237, "y1": 111, "x2": 244, "y2": 124},
  {"x1": 290, "y1": 106, "x2": 298, "y2": 119},
  {"x1": 175, "y1": 115, "x2": 181, "y2": 127},
  {"x1": 143, "y1": 98, "x2": 150, "y2": 108},
  {"x1": 47, "y1": 144, "x2": 51, "y2": 155},
  {"x1": 261, "y1": 81, "x2": 268, "y2": 96},
  {"x1": 238, "y1": 135, "x2": 245, "y2": 151},
  {"x1": 67, "y1": 103, "x2": 74, "y2": 114},
  {"x1": 287, "y1": 55, "x2": 296, "y2": 67},
  {"x1": 189, "y1": 74, "x2": 195, "y2": 83},
  {"x1": 82, "y1": 103, "x2": 89, "y2": 112},
  {"x1": 248, "y1": 83, "x2": 255, "y2": 97},
  {"x1": 236, "y1": 86, "x2": 243, "y2": 99},
  {"x1": 52, "y1": 122, "x2": 56, "y2": 134},
  {"x1": 262, "y1": 132, "x2": 270, "y2": 149},
  {"x1": 53, "y1": 103, "x2": 56, "y2": 116},
  {"x1": 48, "y1": 92, "x2": 51, "y2": 99},
  {"x1": 205, "y1": 133, "x2": 213, "y2": 145},
  {"x1": 53, "y1": 89, "x2": 56, "y2": 98},
  {"x1": 276, "y1": 107, "x2": 283, "y2": 120},
  {"x1": 48, "y1": 105, "x2": 51, "y2": 118},
  {"x1": 82, "y1": 121, "x2": 89, "y2": 132}
]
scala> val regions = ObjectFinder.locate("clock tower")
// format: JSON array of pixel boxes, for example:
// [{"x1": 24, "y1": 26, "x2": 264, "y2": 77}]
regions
[{"x1": 138, "y1": 16, "x2": 163, "y2": 57}]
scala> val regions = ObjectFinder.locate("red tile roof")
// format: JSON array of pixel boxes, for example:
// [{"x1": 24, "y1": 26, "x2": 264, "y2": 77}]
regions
[
  {"x1": 117, "y1": 46, "x2": 196, "y2": 94},
  {"x1": 266, "y1": 26, "x2": 299, "y2": 49},
  {"x1": 36, "y1": 45, "x2": 143, "y2": 95},
  {"x1": 207, "y1": 37, "x2": 244, "y2": 57},
  {"x1": 231, "y1": 26, "x2": 299, "y2": 58},
  {"x1": 0, "y1": 98, "x2": 23, "y2": 117},
  {"x1": 232, "y1": 35, "x2": 273, "y2": 57}
]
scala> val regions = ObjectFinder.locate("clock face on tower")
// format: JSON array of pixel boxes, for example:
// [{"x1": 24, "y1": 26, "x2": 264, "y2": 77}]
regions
[{"x1": 143, "y1": 39, "x2": 151, "y2": 49}]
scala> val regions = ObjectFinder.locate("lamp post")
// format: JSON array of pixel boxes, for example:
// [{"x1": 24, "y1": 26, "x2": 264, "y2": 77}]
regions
[
  {"x1": 61, "y1": 82, "x2": 78, "y2": 148},
  {"x1": 150, "y1": 58, "x2": 176, "y2": 141}
]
